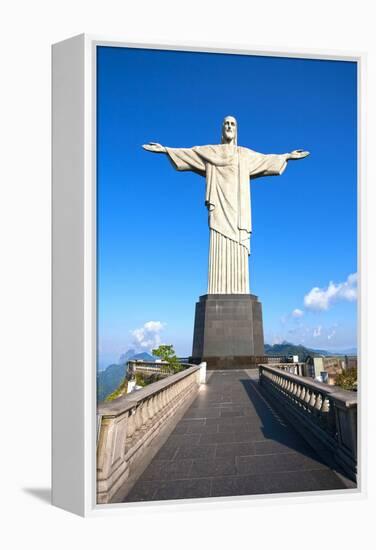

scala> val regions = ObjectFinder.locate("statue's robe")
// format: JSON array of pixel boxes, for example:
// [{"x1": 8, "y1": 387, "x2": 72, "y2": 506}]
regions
[{"x1": 165, "y1": 144, "x2": 287, "y2": 294}]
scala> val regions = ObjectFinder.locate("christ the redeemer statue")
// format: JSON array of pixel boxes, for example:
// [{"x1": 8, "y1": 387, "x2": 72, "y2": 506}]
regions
[{"x1": 143, "y1": 116, "x2": 309, "y2": 294}]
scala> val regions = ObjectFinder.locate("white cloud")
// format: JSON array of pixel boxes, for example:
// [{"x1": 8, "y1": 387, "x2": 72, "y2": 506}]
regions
[
  {"x1": 131, "y1": 320, "x2": 166, "y2": 351},
  {"x1": 304, "y1": 273, "x2": 357, "y2": 311},
  {"x1": 292, "y1": 308, "x2": 304, "y2": 318}
]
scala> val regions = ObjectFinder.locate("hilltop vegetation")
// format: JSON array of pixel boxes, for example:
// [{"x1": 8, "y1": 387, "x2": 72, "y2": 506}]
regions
[
  {"x1": 264, "y1": 342, "x2": 332, "y2": 362},
  {"x1": 97, "y1": 350, "x2": 155, "y2": 402}
]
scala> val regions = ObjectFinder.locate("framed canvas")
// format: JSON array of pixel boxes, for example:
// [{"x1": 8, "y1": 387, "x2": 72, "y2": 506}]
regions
[{"x1": 52, "y1": 35, "x2": 365, "y2": 517}]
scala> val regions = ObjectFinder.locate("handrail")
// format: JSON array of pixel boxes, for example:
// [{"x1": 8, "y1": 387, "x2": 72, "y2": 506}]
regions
[
  {"x1": 269, "y1": 362, "x2": 307, "y2": 376},
  {"x1": 98, "y1": 365, "x2": 200, "y2": 417},
  {"x1": 259, "y1": 364, "x2": 357, "y2": 406},
  {"x1": 127, "y1": 359, "x2": 169, "y2": 367},
  {"x1": 97, "y1": 364, "x2": 204, "y2": 504},
  {"x1": 126, "y1": 359, "x2": 192, "y2": 377},
  {"x1": 258, "y1": 364, "x2": 357, "y2": 481}
]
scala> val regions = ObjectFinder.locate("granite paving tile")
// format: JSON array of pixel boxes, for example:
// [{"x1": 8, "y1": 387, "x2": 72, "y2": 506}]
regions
[
  {"x1": 237, "y1": 452, "x2": 328, "y2": 476},
  {"x1": 185, "y1": 423, "x2": 219, "y2": 434},
  {"x1": 175, "y1": 444, "x2": 216, "y2": 460},
  {"x1": 190, "y1": 457, "x2": 238, "y2": 478},
  {"x1": 170, "y1": 423, "x2": 188, "y2": 434},
  {"x1": 220, "y1": 409, "x2": 245, "y2": 418},
  {"x1": 153, "y1": 446, "x2": 179, "y2": 460},
  {"x1": 125, "y1": 481, "x2": 160, "y2": 501},
  {"x1": 166, "y1": 434, "x2": 201, "y2": 446},
  {"x1": 153, "y1": 478, "x2": 212, "y2": 500},
  {"x1": 210, "y1": 471, "x2": 325, "y2": 497},
  {"x1": 180, "y1": 418, "x2": 206, "y2": 425},
  {"x1": 215, "y1": 442, "x2": 256, "y2": 458},
  {"x1": 217, "y1": 422, "x2": 261, "y2": 434},
  {"x1": 184, "y1": 408, "x2": 221, "y2": 419},
  {"x1": 142, "y1": 458, "x2": 193, "y2": 481},
  {"x1": 199, "y1": 432, "x2": 236, "y2": 445},
  {"x1": 254, "y1": 439, "x2": 317, "y2": 457},
  {"x1": 308, "y1": 469, "x2": 350, "y2": 490}
]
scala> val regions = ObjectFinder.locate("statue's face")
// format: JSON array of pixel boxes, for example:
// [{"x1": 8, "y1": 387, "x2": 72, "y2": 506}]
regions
[{"x1": 222, "y1": 116, "x2": 237, "y2": 143}]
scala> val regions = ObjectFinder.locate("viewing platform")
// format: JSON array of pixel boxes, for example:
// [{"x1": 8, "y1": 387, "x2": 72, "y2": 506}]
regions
[{"x1": 97, "y1": 365, "x2": 357, "y2": 504}]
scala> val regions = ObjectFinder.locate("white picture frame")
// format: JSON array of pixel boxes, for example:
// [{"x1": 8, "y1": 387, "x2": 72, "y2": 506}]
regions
[{"x1": 52, "y1": 34, "x2": 366, "y2": 517}]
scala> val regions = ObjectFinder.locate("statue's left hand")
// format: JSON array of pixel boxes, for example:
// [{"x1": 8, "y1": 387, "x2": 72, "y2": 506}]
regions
[
  {"x1": 142, "y1": 142, "x2": 166, "y2": 153},
  {"x1": 288, "y1": 149, "x2": 310, "y2": 160}
]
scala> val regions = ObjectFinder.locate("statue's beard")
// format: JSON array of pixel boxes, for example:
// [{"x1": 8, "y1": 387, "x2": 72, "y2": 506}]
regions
[{"x1": 221, "y1": 132, "x2": 237, "y2": 145}]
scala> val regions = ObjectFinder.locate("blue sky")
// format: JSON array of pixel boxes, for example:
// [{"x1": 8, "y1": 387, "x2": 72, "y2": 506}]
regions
[{"x1": 97, "y1": 46, "x2": 357, "y2": 368}]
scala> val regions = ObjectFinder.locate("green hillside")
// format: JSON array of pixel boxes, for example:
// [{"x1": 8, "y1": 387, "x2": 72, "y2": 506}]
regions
[
  {"x1": 264, "y1": 342, "x2": 331, "y2": 361},
  {"x1": 97, "y1": 363, "x2": 125, "y2": 403},
  {"x1": 97, "y1": 351, "x2": 155, "y2": 402}
]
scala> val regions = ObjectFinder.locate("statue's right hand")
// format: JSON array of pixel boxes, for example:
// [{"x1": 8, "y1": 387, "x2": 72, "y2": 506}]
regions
[{"x1": 142, "y1": 142, "x2": 166, "y2": 153}]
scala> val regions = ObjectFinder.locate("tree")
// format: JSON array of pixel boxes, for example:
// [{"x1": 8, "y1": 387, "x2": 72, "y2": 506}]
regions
[
  {"x1": 152, "y1": 344, "x2": 183, "y2": 374},
  {"x1": 334, "y1": 368, "x2": 357, "y2": 391}
]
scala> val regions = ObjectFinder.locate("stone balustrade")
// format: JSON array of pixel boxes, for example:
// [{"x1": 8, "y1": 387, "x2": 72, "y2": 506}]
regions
[
  {"x1": 258, "y1": 364, "x2": 357, "y2": 481},
  {"x1": 97, "y1": 364, "x2": 204, "y2": 504},
  {"x1": 127, "y1": 360, "x2": 192, "y2": 378},
  {"x1": 272, "y1": 362, "x2": 307, "y2": 376},
  {"x1": 130, "y1": 363, "x2": 171, "y2": 378}
]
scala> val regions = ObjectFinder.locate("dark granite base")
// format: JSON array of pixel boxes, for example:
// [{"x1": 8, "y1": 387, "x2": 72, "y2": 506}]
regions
[
  {"x1": 189, "y1": 356, "x2": 268, "y2": 370},
  {"x1": 191, "y1": 294, "x2": 264, "y2": 369}
]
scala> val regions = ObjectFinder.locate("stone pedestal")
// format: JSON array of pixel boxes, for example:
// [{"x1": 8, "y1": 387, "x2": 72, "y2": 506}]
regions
[{"x1": 190, "y1": 294, "x2": 265, "y2": 370}]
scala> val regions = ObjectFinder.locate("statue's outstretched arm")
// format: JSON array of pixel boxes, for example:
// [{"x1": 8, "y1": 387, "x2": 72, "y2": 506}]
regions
[
  {"x1": 249, "y1": 148, "x2": 310, "y2": 178},
  {"x1": 285, "y1": 149, "x2": 310, "y2": 160},
  {"x1": 142, "y1": 142, "x2": 206, "y2": 174},
  {"x1": 142, "y1": 142, "x2": 166, "y2": 153}
]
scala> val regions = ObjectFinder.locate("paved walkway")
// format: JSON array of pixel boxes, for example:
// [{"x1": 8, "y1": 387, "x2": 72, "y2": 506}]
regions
[{"x1": 124, "y1": 370, "x2": 351, "y2": 502}]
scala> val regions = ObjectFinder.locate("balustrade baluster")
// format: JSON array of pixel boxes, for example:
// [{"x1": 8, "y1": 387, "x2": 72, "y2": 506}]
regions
[
  {"x1": 161, "y1": 388, "x2": 167, "y2": 409},
  {"x1": 309, "y1": 391, "x2": 317, "y2": 408},
  {"x1": 127, "y1": 409, "x2": 136, "y2": 439},
  {"x1": 172, "y1": 384, "x2": 177, "y2": 403},
  {"x1": 134, "y1": 405, "x2": 143, "y2": 431},
  {"x1": 321, "y1": 396, "x2": 330, "y2": 413},
  {"x1": 304, "y1": 389, "x2": 311, "y2": 404},
  {"x1": 141, "y1": 400, "x2": 149, "y2": 426},
  {"x1": 315, "y1": 393, "x2": 323, "y2": 411},
  {"x1": 149, "y1": 395, "x2": 155, "y2": 421},
  {"x1": 326, "y1": 401, "x2": 337, "y2": 436},
  {"x1": 163, "y1": 388, "x2": 169, "y2": 409},
  {"x1": 319, "y1": 396, "x2": 330, "y2": 431},
  {"x1": 296, "y1": 384, "x2": 302, "y2": 399},
  {"x1": 156, "y1": 391, "x2": 162, "y2": 415},
  {"x1": 300, "y1": 386, "x2": 306, "y2": 402}
]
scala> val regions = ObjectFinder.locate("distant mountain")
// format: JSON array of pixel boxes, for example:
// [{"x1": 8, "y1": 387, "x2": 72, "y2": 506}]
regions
[
  {"x1": 264, "y1": 342, "x2": 336, "y2": 361},
  {"x1": 328, "y1": 347, "x2": 357, "y2": 356},
  {"x1": 97, "y1": 363, "x2": 125, "y2": 403},
  {"x1": 118, "y1": 349, "x2": 136, "y2": 365},
  {"x1": 97, "y1": 349, "x2": 156, "y2": 402},
  {"x1": 124, "y1": 351, "x2": 156, "y2": 362}
]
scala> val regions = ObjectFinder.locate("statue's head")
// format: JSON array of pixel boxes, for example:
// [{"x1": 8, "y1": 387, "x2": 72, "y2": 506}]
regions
[{"x1": 221, "y1": 115, "x2": 237, "y2": 145}]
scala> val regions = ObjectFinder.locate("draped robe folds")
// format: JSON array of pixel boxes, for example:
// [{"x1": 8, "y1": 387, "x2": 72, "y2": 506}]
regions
[{"x1": 165, "y1": 144, "x2": 288, "y2": 294}]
